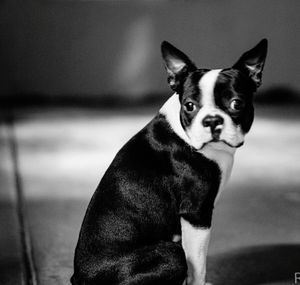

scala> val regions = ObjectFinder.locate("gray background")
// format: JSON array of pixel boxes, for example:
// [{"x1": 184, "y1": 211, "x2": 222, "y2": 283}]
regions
[{"x1": 1, "y1": 0, "x2": 300, "y2": 100}]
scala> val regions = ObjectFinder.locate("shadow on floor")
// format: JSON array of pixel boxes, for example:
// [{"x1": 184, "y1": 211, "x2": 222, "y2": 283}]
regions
[{"x1": 208, "y1": 244, "x2": 300, "y2": 285}]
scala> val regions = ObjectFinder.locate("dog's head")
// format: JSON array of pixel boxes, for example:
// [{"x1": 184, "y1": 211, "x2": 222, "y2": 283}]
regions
[{"x1": 160, "y1": 40, "x2": 268, "y2": 151}]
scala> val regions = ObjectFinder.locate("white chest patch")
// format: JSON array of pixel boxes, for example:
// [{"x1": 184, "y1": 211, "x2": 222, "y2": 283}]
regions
[{"x1": 198, "y1": 142, "x2": 235, "y2": 204}]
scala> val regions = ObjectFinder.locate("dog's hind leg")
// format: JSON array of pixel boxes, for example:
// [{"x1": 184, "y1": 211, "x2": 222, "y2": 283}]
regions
[{"x1": 72, "y1": 241, "x2": 187, "y2": 285}]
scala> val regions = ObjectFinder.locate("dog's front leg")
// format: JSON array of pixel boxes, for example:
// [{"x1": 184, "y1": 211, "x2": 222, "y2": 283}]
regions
[{"x1": 181, "y1": 217, "x2": 211, "y2": 285}]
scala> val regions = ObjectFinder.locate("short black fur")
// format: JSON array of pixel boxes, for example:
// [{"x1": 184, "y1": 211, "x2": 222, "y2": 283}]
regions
[
  {"x1": 72, "y1": 39, "x2": 268, "y2": 285},
  {"x1": 179, "y1": 69, "x2": 209, "y2": 130},
  {"x1": 71, "y1": 114, "x2": 221, "y2": 285},
  {"x1": 214, "y1": 69, "x2": 255, "y2": 133}
]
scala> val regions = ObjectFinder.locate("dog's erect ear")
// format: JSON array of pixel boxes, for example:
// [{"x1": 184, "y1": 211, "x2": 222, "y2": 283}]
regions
[
  {"x1": 161, "y1": 41, "x2": 196, "y2": 92},
  {"x1": 233, "y1": 39, "x2": 268, "y2": 89}
]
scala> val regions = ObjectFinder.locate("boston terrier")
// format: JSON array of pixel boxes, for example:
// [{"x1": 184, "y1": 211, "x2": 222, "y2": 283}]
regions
[{"x1": 71, "y1": 39, "x2": 268, "y2": 285}]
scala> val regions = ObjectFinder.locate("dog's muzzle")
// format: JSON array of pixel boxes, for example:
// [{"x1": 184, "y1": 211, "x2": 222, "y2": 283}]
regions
[{"x1": 202, "y1": 115, "x2": 224, "y2": 140}]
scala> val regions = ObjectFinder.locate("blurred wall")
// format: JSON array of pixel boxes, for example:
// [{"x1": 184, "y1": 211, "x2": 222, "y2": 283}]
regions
[{"x1": 1, "y1": 0, "x2": 300, "y2": 100}]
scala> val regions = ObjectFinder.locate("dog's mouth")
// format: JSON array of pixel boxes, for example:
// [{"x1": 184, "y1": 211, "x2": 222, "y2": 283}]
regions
[{"x1": 200, "y1": 139, "x2": 244, "y2": 150}]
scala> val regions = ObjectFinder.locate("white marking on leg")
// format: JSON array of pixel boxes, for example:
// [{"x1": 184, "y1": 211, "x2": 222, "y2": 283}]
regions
[{"x1": 181, "y1": 218, "x2": 211, "y2": 285}]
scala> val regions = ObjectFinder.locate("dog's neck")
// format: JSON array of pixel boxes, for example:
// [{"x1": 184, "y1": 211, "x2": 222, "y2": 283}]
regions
[
  {"x1": 159, "y1": 93, "x2": 237, "y2": 157},
  {"x1": 159, "y1": 93, "x2": 190, "y2": 145},
  {"x1": 159, "y1": 93, "x2": 236, "y2": 199}
]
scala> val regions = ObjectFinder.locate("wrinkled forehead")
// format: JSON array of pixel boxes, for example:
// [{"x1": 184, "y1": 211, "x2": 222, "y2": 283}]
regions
[
  {"x1": 199, "y1": 69, "x2": 223, "y2": 106},
  {"x1": 181, "y1": 69, "x2": 220, "y2": 104},
  {"x1": 215, "y1": 68, "x2": 255, "y2": 96},
  {"x1": 180, "y1": 70, "x2": 205, "y2": 101}
]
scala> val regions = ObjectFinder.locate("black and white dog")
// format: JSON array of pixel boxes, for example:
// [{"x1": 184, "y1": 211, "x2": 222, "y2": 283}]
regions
[{"x1": 71, "y1": 39, "x2": 268, "y2": 285}]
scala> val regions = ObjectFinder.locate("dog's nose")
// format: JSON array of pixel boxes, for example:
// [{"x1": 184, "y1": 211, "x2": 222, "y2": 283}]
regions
[{"x1": 202, "y1": 115, "x2": 224, "y2": 133}]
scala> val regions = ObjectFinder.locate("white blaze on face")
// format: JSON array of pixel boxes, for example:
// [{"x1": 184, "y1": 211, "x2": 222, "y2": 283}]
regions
[
  {"x1": 186, "y1": 69, "x2": 221, "y2": 149},
  {"x1": 186, "y1": 69, "x2": 244, "y2": 150},
  {"x1": 199, "y1": 69, "x2": 221, "y2": 107},
  {"x1": 159, "y1": 69, "x2": 243, "y2": 202}
]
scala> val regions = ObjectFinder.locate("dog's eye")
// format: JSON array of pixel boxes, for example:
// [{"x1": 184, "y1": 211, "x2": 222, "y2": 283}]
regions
[
  {"x1": 184, "y1": 102, "x2": 196, "y2": 112},
  {"x1": 230, "y1": 99, "x2": 244, "y2": 111}
]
